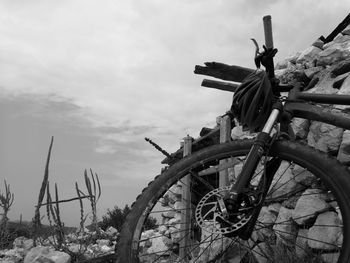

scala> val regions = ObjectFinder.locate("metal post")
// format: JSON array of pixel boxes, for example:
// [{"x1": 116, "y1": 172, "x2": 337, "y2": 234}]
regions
[
  {"x1": 219, "y1": 115, "x2": 231, "y2": 188},
  {"x1": 179, "y1": 135, "x2": 192, "y2": 262}
]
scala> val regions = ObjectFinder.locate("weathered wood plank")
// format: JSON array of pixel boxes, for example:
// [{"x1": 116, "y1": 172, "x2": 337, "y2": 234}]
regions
[
  {"x1": 161, "y1": 126, "x2": 220, "y2": 165},
  {"x1": 194, "y1": 62, "x2": 254, "y2": 82},
  {"x1": 219, "y1": 115, "x2": 231, "y2": 187},
  {"x1": 324, "y1": 13, "x2": 350, "y2": 43},
  {"x1": 201, "y1": 79, "x2": 240, "y2": 93},
  {"x1": 198, "y1": 158, "x2": 240, "y2": 177},
  {"x1": 179, "y1": 136, "x2": 192, "y2": 261}
]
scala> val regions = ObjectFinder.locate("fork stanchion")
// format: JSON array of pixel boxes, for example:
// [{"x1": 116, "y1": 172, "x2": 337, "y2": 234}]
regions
[
  {"x1": 218, "y1": 115, "x2": 231, "y2": 188},
  {"x1": 179, "y1": 135, "x2": 192, "y2": 262}
]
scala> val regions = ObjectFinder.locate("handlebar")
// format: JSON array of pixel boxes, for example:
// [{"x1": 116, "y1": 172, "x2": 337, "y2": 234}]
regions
[
  {"x1": 262, "y1": 15, "x2": 276, "y2": 80},
  {"x1": 263, "y1": 15, "x2": 274, "y2": 49}
]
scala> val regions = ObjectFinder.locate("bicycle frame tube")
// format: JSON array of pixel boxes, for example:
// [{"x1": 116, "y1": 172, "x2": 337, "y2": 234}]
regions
[
  {"x1": 284, "y1": 101, "x2": 350, "y2": 130},
  {"x1": 295, "y1": 92, "x2": 350, "y2": 105},
  {"x1": 262, "y1": 108, "x2": 280, "y2": 133},
  {"x1": 281, "y1": 84, "x2": 350, "y2": 129}
]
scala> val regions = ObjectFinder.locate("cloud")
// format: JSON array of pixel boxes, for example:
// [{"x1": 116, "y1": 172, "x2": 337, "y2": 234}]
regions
[
  {"x1": 0, "y1": 0, "x2": 265, "y2": 148},
  {"x1": 1, "y1": 0, "x2": 350, "y2": 226},
  {"x1": 0, "y1": 93, "x2": 165, "y2": 225}
]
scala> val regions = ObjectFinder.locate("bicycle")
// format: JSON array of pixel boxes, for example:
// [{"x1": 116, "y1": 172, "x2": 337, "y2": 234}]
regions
[{"x1": 115, "y1": 16, "x2": 350, "y2": 263}]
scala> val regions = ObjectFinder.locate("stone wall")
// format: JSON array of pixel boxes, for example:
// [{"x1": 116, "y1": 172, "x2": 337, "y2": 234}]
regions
[{"x1": 276, "y1": 24, "x2": 350, "y2": 163}]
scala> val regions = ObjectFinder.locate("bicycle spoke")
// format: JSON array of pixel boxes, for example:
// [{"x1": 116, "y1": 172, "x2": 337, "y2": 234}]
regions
[
  {"x1": 190, "y1": 171, "x2": 216, "y2": 192},
  {"x1": 267, "y1": 168, "x2": 297, "y2": 198},
  {"x1": 257, "y1": 219, "x2": 327, "y2": 258},
  {"x1": 271, "y1": 227, "x2": 340, "y2": 249},
  {"x1": 192, "y1": 234, "x2": 221, "y2": 263}
]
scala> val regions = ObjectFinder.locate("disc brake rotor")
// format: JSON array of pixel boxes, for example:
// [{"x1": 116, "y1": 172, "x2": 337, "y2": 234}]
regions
[{"x1": 195, "y1": 186, "x2": 252, "y2": 235}]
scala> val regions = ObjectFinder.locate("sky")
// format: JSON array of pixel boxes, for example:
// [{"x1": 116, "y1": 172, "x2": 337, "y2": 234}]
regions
[{"x1": 0, "y1": 0, "x2": 349, "y2": 227}]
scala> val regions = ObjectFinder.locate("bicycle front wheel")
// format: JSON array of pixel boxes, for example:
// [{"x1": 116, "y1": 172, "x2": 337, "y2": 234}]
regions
[{"x1": 116, "y1": 139, "x2": 350, "y2": 263}]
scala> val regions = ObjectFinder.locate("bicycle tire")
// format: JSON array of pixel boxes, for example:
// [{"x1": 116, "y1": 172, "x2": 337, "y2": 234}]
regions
[{"x1": 116, "y1": 139, "x2": 350, "y2": 263}]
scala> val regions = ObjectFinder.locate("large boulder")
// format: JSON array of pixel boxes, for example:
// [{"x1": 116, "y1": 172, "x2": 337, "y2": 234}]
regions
[
  {"x1": 296, "y1": 46, "x2": 322, "y2": 66},
  {"x1": 337, "y1": 129, "x2": 350, "y2": 164},
  {"x1": 269, "y1": 161, "x2": 298, "y2": 199},
  {"x1": 273, "y1": 206, "x2": 297, "y2": 246},
  {"x1": 317, "y1": 35, "x2": 350, "y2": 66},
  {"x1": 24, "y1": 246, "x2": 70, "y2": 263},
  {"x1": 307, "y1": 67, "x2": 339, "y2": 94},
  {"x1": 290, "y1": 118, "x2": 310, "y2": 139},
  {"x1": 13, "y1": 237, "x2": 34, "y2": 251},
  {"x1": 308, "y1": 211, "x2": 342, "y2": 250},
  {"x1": 292, "y1": 188, "x2": 329, "y2": 225},
  {"x1": 275, "y1": 52, "x2": 300, "y2": 69},
  {"x1": 304, "y1": 66, "x2": 323, "y2": 79},
  {"x1": 291, "y1": 164, "x2": 316, "y2": 186},
  {"x1": 0, "y1": 248, "x2": 24, "y2": 263},
  {"x1": 307, "y1": 121, "x2": 343, "y2": 154},
  {"x1": 105, "y1": 226, "x2": 118, "y2": 237}
]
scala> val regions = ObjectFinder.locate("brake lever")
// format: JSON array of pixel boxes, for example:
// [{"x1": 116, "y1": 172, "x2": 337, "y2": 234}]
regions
[{"x1": 250, "y1": 38, "x2": 261, "y2": 69}]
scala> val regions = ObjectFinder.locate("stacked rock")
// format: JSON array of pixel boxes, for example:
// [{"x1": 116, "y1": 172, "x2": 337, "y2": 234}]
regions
[{"x1": 276, "y1": 24, "x2": 350, "y2": 164}]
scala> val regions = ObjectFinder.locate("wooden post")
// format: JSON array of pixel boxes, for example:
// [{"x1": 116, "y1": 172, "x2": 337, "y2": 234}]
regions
[
  {"x1": 201, "y1": 79, "x2": 240, "y2": 93},
  {"x1": 194, "y1": 62, "x2": 255, "y2": 82},
  {"x1": 216, "y1": 116, "x2": 231, "y2": 263},
  {"x1": 218, "y1": 115, "x2": 231, "y2": 188},
  {"x1": 179, "y1": 135, "x2": 192, "y2": 262}
]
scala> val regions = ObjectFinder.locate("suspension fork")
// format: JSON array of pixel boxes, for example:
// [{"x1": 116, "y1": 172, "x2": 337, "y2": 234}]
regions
[
  {"x1": 228, "y1": 101, "x2": 283, "y2": 199},
  {"x1": 238, "y1": 156, "x2": 282, "y2": 240},
  {"x1": 222, "y1": 101, "x2": 284, "y2": 240}
]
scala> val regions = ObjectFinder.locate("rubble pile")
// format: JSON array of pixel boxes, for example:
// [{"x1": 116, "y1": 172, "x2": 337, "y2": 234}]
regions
[{"x1": 0, "y1": 226, "x2": 118, "y2": 263}]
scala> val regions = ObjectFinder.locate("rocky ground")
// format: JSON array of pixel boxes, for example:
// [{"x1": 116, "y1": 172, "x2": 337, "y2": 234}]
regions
[{"x1": 0, "y1": 226, "x2": 118, "y2": 263}]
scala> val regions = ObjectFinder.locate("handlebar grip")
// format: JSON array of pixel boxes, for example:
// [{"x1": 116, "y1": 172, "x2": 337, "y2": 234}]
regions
[{"x1": 263, "y1": 15, "x2": 274, "y2": 49}]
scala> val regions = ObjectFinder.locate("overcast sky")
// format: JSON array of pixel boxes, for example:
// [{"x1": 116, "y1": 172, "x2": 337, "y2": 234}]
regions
[{"x1": 1, "y1": 1, "x2": 349, "y2": 227}]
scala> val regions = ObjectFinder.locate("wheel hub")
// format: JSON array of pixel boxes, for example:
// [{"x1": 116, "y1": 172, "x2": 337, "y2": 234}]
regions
[{"x1": 195, "y1": 186, "x2": 254, "y2": 236}]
